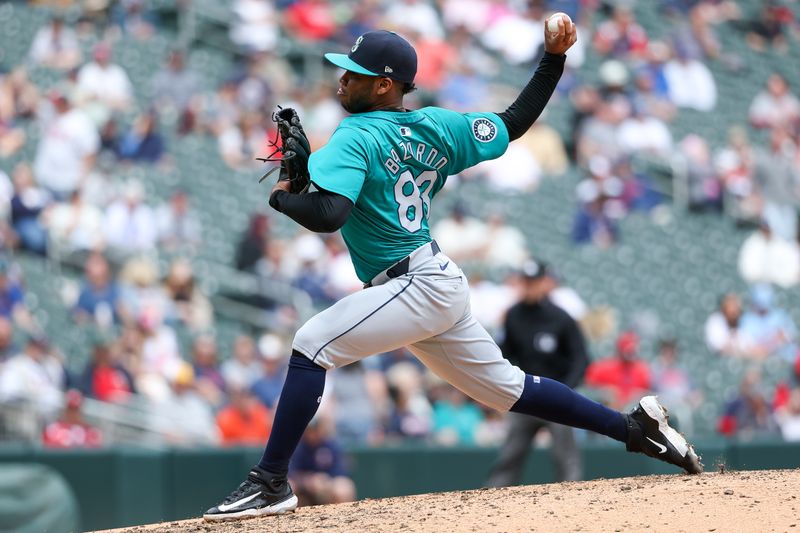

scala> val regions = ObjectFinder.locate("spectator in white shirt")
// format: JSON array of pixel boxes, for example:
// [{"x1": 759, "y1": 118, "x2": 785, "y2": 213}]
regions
[
  {"x1": 304, "y1": 84, "x2": 345, "y2": 148},
  {"x1": 749, "y1": 73, "x2": 800, "y2": 130},
  {"x1": 33, "y1": 91, "x2": 100, "y2": 199},
  {"x1": 43, "y1": 189, "x2": 105, "y2": 253},
  {"x1": 484, "y1": 214, "x2": 529, "y2": 269},
  {"x1": 550, "y1": 283, "x2": 588, "y2": 322},
  {"x1": 468, "y1": 273, "x2": 516, "y2": 333},
  {"x1": 80, "y1": 153, "x2": 119, "y2": 209},
  {"x1": 738, "y1": 219, "x2": 800, "y2": 288},
  {"x1": 230, "y1": 0, "x2": 280, "y2": 53},
  {"x1": 219, "y1": 114, "x2": 266, "y2": 170},
  {"x1": 663, "y1": 45, "x2": 717, "y2": 111},
  {"x1": 479, "y1": 142, "x2": 542, "y2": 193},
  {"x1": 440, "y1": 0, "x2": 496, "y2": 35},
  {"x1": 482, "y1": 3, "x2": 545, "y2": 65},
  {"x1": 617, "y1": 104, "x2": 673, "y2": 158},
  {"x1": 704, "y1": 293, "x2": 754, "y2": 357},
  {"x1": 385, "y1": 0, "x2": 445, "y2": 40},
  {"x1": 104, "y1": 180, "x2": 158, "y2": 254},
  {"x1": 28, "y1": 16, "x2": 82, "y2": 71},
  {"x1": 323, "y1": 235, "x2": 362, "y2": 299},
  {"x1": 0, "y1": 334, "x2": 65, "y2": 420},
  {"x1": 77, "y1": 43, "x2": 134, "y2": 114}
]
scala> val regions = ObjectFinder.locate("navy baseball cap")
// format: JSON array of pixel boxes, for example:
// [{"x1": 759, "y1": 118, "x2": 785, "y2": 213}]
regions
[{"x1": 325, "y1": 30, "x2": 417, "y2": 84}]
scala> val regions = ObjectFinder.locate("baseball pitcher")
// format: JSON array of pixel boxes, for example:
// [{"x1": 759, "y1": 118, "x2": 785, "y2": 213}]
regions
[{"x1": 205, "y1": 19, "x2": 701, "y2": 522}]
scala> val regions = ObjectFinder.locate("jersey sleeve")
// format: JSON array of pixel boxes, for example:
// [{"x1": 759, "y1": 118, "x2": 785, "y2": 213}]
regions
[
  {"x1": 308, "y1": 127, "x2": 370, "y2": 204},
  {"x1": 433, "y1": 109, "x2": 510, "y2": 175}
]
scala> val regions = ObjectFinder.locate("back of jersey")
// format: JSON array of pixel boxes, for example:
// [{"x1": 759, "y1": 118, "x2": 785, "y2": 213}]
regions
[{"x1": 309, "y1": 107, "x2": 509, "y2": 282}]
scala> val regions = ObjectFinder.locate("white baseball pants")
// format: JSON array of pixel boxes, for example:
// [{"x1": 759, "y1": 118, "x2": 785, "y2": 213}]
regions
[{"x1": 292, "y1": 242, "x2": 526, "y2": 411}]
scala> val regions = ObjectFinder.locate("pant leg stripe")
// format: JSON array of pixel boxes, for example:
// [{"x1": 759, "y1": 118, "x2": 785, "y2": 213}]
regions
[{"x1": 312, "y1": 275, "x2": 415, "y2": 364}]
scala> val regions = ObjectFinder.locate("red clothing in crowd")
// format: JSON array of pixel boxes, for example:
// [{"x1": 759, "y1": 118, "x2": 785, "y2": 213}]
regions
[
  {"x1": 43, "y1": 421, "x2": 103, "y2": 448},
  {"x1": 585, "y1": 358, "x2": 652, "y2": 408},
  {"x1": 593, "y1": 18, "x2": 649, "y2": 57},
  {"x1": 92, "y1": 366, "x2": 133, "y2": 402},
  {"x1": 285, "y1": 1, "x2": 337, "y2": 41},
  {"x1": 414, "y1": 38, "x2": 457, "y2": 91}
]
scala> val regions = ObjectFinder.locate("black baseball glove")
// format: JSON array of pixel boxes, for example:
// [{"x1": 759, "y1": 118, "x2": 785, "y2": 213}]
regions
[{"x1": 257, "y1": 107, "x2": 312, "y2": 194}]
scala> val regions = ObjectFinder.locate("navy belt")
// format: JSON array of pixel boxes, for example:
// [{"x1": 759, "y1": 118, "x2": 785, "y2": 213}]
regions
[{"x1": 364, "y1": 240, "x2": 441, "y2": 288}]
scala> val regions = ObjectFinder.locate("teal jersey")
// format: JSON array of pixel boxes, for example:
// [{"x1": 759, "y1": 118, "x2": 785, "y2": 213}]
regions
[{"x1": 309, "y1": 107, "x2": 509, "y2": 282}]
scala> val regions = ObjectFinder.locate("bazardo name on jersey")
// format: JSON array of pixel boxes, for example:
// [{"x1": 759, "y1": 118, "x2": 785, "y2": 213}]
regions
[{"x1": 309, "y1": 106, "x2": 509, "y2": 282}]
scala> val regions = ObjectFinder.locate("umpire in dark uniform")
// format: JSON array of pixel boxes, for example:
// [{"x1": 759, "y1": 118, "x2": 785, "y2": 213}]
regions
[{"x1": 487, "y1": 260, "x2": 589, "y2": 486}]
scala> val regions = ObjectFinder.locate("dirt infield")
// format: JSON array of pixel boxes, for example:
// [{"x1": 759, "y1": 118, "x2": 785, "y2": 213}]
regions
[{"x1": 99, "y1": 469, "x2": 799, "y2": 533}]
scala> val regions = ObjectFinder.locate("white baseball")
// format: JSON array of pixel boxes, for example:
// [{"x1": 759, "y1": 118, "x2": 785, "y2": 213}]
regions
[{"x1": 547, "y1": 12, "x2": 571, "y2": 34}]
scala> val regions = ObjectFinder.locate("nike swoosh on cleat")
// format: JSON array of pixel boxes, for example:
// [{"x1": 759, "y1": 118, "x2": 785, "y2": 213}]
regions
[
  {"x1": 439, "y1": 261, "x2": 450, "y2": 271},
  {"x1": 217, "y1": 492, "x2": 261, "y2": 512},
  {"x1": 646, "y1": 437, "x2": 668, "y2": 454}
]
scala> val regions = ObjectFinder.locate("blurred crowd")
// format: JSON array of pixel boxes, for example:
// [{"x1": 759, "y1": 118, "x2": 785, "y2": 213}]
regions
[
  {"x1": 1, "y1": 0, "x2": 800, "y2": 478},
  {"x1": 564, "y1": 1, "x2": 800, "y2": 248}
]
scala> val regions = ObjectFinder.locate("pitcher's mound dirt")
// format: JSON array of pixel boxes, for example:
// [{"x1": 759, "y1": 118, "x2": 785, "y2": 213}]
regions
[{"x1": 99, "y1": 469, "x2": 799, "y2": 533}]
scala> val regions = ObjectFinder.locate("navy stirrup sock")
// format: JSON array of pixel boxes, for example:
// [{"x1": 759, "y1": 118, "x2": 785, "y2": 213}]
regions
[
  {"x1": 258, "y1": 351, "x2": 326, "y2": 475},
  {"x1": 510, "y1": 375, "x2": 628, "y2": 443}
]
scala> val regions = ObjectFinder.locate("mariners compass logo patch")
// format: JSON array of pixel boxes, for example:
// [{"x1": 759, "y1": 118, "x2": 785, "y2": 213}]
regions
[{"x1": 471, "y1": 118, "x2": 497, "y2": 143}]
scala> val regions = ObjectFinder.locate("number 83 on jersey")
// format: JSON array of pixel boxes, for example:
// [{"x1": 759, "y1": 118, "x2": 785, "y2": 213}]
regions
[{"x1": 394, "y1": 169, "x2": 437, "y2": 232}]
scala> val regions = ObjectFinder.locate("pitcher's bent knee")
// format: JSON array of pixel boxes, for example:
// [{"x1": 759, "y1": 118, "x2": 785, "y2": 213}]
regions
[
  {"x1": 464, "y1": 365, "x2": 526, "y2": 412},
  {"x1": 292, "y1": 323, "x2": 334, "y2": 370}
]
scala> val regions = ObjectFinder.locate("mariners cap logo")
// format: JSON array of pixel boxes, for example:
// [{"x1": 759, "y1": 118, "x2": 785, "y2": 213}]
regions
[
  {"x1": 351, "y1": 35, "x2": 364, "y2": 53},
  {"x1": 472, "y1": 118, "x2": 497, "y2": 143},
  {"x1": 326, "y1": 31, "x2": 418, "y2": 84}
]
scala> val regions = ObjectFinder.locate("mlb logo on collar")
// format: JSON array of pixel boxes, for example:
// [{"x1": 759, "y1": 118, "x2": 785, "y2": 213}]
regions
[{"x1": 399, "y1": 127, "x2": 412, "y2": 137}]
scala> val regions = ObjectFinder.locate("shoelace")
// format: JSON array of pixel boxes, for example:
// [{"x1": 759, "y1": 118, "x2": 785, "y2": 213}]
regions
[{"x1": 223, "y1": 478, "x2": 260, "y2": 504}]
